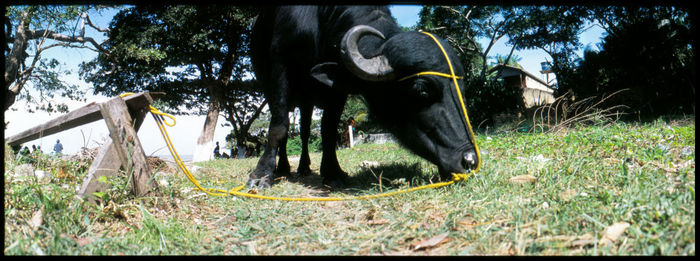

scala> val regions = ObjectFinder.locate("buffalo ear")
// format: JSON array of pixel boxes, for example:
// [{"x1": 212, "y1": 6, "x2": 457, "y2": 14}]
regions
[{"x1": 310, "y1": 62, "x2": 339, "y2": 87}]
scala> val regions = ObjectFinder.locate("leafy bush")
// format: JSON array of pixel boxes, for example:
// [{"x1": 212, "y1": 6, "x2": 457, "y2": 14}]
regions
[
  {"x1": 463, "y1": 77, "x2": 524, "y2": 127},
  {"x1": 569, "y1": 11, "x2": 694, "y2": 118},
  {"x1": 285, "y1": 132, "x2": 322, "y2": 156}
]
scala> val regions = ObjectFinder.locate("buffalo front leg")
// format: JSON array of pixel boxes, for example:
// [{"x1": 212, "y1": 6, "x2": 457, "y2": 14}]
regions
[
  {"x1": 276, "y1": 131, "x2": 291, "y2": 176},
  {"x1": 247, "y1": 65, "x2": 290, "y2": 189},
  {"x1": 320, "y1": 94, "x2": 349, "y2": 188},
  {"x1": 297, "y1": 103, "x2": 314, "y2": 176},
  {"x1": 247, "y1": 110, "x2": 290, "y2": 189}
]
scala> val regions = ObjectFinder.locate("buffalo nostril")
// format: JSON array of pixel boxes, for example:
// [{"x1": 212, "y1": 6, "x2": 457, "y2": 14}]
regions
[{"x1": 462, "y1": 151, "x2": 477, "y2": 169}]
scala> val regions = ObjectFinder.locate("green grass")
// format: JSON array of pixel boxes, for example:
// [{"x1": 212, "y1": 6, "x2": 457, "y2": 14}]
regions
[{"x1": 4, "y1": 117, "x2": 695, "y2": 255}]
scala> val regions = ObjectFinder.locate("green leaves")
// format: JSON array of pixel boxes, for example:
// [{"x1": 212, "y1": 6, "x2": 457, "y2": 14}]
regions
[
  {"x1": 573, "y1": 6, "x2": 694, "y2": 117},
  {"x1": 5, "y1": 5, "x2": 108, "y2": 113},
  {"x1": 82, "y1": 6, "x2": 257, "y2": 113}
]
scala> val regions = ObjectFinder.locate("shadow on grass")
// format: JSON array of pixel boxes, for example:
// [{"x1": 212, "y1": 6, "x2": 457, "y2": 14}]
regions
[{"x1": 282, "y1": 162, "x2": 443, "y2": 196}]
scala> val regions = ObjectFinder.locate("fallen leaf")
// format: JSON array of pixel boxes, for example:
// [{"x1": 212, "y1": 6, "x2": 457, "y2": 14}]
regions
[
  {"x1": 29, "y1": 208, "x2": 43, "y2": 231},
  {"x1": 365, "y1": 208, "x2": 377, "y2": 220},
  {"x1": 568, "y1": 233, "x2": 595, "y2": 248},
  {"x1": 428, "y1": 212, "x2": 446, "y2": 222},
  {"x1": 599, "y1": 222, "x2": 630, "y2": 246},
  {"x1": 509, "y1": 175, "x2": 537, "y2": 184},
  {"x1": 677, "y1": 159, "x2": 694, "y2": 169},
  {"x1": 158, "y1": 178, "x2": 169, "y2": 187},
  {"x1": 532, "y1": 154, "x2": 551, "y2": 163},
  {"x1": 457, "y1": 218, "x2": 478, "y2": 231},
  {"x1": 413, "y1": 232, "x2": 450, "y2": 251},
  {"x1": 57, "y1": 165, "x2": 71, "y2": 179},
  {"x1": 247, "y1": 189, "x2": 258, "y2": 195},
  {"x1": 212, "y1": 214, "x2": 236, "y2": 229},
  {"x1": 542, "y1": 201, "x2": 550, "y2": 209},
  {"x1": 560, "y1": 189, "x2": 577, "y2": 202},
  {"x1": 74, "y1": 236, "x2": 93, "y2": 247},
  {"x1": 367, "y1": 219, "x2": 390, "y2": 225}
]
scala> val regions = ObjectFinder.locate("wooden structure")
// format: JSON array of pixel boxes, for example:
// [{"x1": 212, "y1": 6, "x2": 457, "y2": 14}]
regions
[
  {"x1": 6, "y1": 92, "x2": 164, "y2": 198},
  {"x1": 488, "y1": 64, "x2": 556, "y2": 108}
]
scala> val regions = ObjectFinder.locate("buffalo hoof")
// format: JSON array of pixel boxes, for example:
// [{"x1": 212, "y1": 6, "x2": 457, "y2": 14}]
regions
[
  {"x1": 276, "y1": 165, "x2": 291, "y2": 177},
  {"x1": 245, "y1": 176, "x2": 273, "y2": 190},
  {"x1": 322, "y1": 175, "x2": 349, "y2": 189},
  {"x1": 296, "y1": 167, "x2": 314, "y2": 177}
]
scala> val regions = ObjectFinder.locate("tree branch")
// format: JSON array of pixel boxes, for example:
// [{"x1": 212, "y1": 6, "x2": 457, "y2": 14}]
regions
[
  {"x1": 84, "y1": 13, "x2": 110, "y2": 34},
  {"x1": 440, "y1": 5, "x2": 473, "y2": 22},
  {"x1": 26, "y1": 29, "x2": 111, "y2": 54}
]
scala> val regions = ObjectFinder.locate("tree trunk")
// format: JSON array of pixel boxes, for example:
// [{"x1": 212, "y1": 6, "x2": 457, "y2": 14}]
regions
[
  {"x1": 192, "y1": 99, "x2": 220, "y2": 162},
  {"x1": 4, "y1": 12, "x2": 30, "y2": 112}
]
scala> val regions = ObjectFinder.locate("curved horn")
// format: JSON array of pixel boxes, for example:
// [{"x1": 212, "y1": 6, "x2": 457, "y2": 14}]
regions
[{"x1": 340, "y1": 25, "x2": 395, "y2": 82}]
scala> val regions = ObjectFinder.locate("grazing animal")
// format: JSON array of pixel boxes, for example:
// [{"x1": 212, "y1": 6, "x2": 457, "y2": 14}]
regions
[{"x1": 247, "y1": 6, "x2": 479, "y2": 188}]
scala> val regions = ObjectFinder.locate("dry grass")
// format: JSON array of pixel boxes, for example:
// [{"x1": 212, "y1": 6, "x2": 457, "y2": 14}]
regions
[{"x1": 531, "y1": 89, "x2": 629, "y2": 133}]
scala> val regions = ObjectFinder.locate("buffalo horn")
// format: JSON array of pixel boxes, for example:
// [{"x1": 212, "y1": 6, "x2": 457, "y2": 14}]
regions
[{"x1": 340, "y1": 25, "x2": 395, "y2": 82}]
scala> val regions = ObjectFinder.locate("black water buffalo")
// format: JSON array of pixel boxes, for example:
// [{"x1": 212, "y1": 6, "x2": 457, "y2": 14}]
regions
[{"x1": 246, "y1": 6, "x2": 478, "y2": 188}]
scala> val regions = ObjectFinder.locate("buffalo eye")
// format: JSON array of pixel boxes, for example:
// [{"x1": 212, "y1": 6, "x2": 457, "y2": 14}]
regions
[{"x1": 412, "y1": 78, "x2": 438, "y2": 101}]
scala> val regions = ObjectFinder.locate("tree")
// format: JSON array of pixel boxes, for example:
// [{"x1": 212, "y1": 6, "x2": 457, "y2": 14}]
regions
[
  {"x1": 416, "y1": 6, "x2": 534, "y2": 125},
  {"x1": 506, "y1": 6, "x2": 588, "y2": 94},
  {"x1": 574, "y1": 6, "x2": 695, "y2": 117},
  {"x1": 5, "y1": 5, "x2": 112, "y2": 114},
  {"x1": 417, "y1": 5, "x2": 485, "y2": 78},
  {"x1": 221, "y1": 79, "x2": 268, "y2": 158},
  {"x1": 417, "y1": 6, "x2": 530, "y2": 80},
  {"x1": 490, "y1": 53, "x2": 523, "y2": 68},
  {"x1": 80, "y1": 5, "x2": 259, "y2": 162}
]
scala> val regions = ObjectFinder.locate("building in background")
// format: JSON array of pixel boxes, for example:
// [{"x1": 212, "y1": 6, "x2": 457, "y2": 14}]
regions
[{"x1": 489, "y1": 64, "x2": 556, "y2": 109}]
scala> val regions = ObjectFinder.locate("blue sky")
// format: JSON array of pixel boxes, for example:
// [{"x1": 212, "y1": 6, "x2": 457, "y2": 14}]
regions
[{"x1": 6, "y1": 5, "x2": 605, "y2": 156}]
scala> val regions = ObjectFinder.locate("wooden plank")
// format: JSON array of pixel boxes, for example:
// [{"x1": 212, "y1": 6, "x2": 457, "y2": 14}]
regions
[
  {"x1": 77, "y1": 140, "x2": 120, "y2": 199},
  {"x1": 77, "y1": 106, "x2": 150, "y2": 199},
  {"x1": 99, "y1": 97, "x2": 155, "y2": 196},
  {"x1": 6, "y1": 92, "x2": 163, "y2": 146}
]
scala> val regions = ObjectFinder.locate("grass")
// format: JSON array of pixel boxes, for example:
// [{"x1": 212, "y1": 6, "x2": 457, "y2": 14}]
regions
[{"x1": 4, "y1": 116, "x2": 695, "y2": 255}]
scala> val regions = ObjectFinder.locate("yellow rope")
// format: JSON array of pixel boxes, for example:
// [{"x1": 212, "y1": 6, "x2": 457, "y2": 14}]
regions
[
  {"x1": 399, "y1": 71, "x2": 463, "y2": 81},
  {"x1": 119, "y1": 31, "x2": 480, "y2": 201}
]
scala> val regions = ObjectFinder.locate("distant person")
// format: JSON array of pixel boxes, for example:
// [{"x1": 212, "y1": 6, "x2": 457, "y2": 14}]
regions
[
  {"x1": 341, "y1": 117, "x2": 356, "y2": 148},
  {"x1": 31, "y1": 145, "x2": 42, "y2": 155},
  {"x1": 213, "y1": 141, "x2": 221, "y2": 158},
  {"x1": 53, "y1": 139, "x2": 63, "y2": 155},
  {"x1": 20, "y1": 146, "x2": 31, "y2": 157}
]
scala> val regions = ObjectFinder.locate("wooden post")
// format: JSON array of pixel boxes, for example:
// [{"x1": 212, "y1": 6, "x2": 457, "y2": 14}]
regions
[
  {"x1": 349, "y1": 125, "x2": 354, "y2": 148},
  {"x1": 77, "y1": 141, "x2": 120, "y2": 198},
  {"x1": 99, "y1": 97, "x2": 155, "y2": 196},
  {"x1": 78, "y1": 106, "x2": 150, "y2": 199}
]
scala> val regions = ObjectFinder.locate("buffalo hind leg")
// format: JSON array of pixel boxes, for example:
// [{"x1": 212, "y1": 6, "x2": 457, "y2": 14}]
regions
[
  {"x1": 320, "y1": 94, "x2": 349, "y2": 188},
  {"x1": 297, "y1": 104, "x2": 314, "y2": 176}
]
